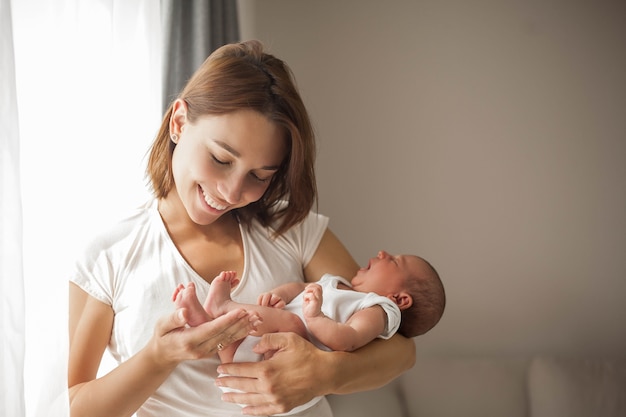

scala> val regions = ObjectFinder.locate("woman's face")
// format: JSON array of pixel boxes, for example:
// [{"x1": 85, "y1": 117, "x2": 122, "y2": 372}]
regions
[{"x1": 170, "y1": 106, "x2": 287, "y2": 226}]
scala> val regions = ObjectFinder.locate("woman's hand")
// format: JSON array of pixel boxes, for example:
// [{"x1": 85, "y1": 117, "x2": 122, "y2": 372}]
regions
[
  {"x1": 149, "y1": 307, "x2": 257, "y2": 368},
  {"x1": 69, "y1": 291, "x2": 257, "y2": 417},
  {"x1": 215, "y1": 332, "x2": 335, "y2": 416}
]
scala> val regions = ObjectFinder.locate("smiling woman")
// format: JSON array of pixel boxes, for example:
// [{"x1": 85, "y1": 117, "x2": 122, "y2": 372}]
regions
[
  {"x1": 164, "y1": 107, "x2": 287, "y2": 225},
  {"x1": 10, "y1": 2, "x2": 162, "y2": 416}
]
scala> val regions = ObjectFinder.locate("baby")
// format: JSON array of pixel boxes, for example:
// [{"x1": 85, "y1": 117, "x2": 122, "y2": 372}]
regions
[
  {"x1": 173, "y1": 250, "x2": 445, "y2": 361},
  {"x1": 173, "y1": 250, "x2": 445, "y2": 414}
]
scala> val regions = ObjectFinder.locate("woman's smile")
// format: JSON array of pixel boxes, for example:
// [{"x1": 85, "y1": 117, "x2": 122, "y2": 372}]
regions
[{"x1": 199, "y1": 185, "x2": 229, "y2": 212}]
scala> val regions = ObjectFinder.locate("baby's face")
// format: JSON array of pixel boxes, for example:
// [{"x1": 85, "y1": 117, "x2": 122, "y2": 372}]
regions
[{"x1": 351, "y1": 250, "x2": 421, "y2": 296}]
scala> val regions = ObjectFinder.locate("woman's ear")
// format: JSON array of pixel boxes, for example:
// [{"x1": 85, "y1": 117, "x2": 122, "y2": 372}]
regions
[
  {"x1": 169, "y1": 98, "x2": 188, "y2": 139},
  {"x1": 388, "y1": 292, "x2": 413, "y2": 311}
]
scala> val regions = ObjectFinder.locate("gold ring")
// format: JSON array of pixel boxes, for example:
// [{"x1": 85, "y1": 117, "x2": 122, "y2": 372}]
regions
[{"x1": 217, "y1": 343, "x2": 224, "y2": 351}]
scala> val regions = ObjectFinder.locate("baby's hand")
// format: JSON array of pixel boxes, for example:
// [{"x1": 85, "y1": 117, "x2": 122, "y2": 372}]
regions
[
  {"x1": 302, "y1": 283, "x2": 323, "y2": 318},
  {"x1": 257, "y1": 292, "x2": 286, "y2": 309}
]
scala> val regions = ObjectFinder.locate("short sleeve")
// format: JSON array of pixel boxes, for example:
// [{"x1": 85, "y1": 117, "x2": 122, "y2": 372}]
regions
[
  {"x1": 69, "y1": 241, "x2": 115, "y2": 306},
  {"x1": 270, "y1": 206, "x2": 329, "y2": 268},
  {"x1": 297, "y1": 210, "x2": 329, "y2": 266}
]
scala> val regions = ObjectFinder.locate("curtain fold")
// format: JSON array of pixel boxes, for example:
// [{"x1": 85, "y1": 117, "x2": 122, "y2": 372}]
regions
[
  {"x1": 12, "y1": 1, "x2": 162, "y2": 416},
  {"x1": 1, "y1": 0, "x2": 26, "y2": 415},
  {"x1": 162, "y1": 0, "x2": 240, "y2": 110},
  {"x1": 6, "y1": 2, "x2": 237, "y2": 416}
]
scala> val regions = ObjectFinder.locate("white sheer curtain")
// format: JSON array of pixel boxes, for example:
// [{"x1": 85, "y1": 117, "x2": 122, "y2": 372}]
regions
[
  {"x1": 9, "y1": 1, "x2": 163, "y2": 416},
  {"x1": 1, "y1": 0, "x2": 26, "y2": 416}
]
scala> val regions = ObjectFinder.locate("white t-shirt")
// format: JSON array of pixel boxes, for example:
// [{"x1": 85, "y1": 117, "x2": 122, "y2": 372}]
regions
[{"x1": 70, "y1": 199, "x2": 330, "y2": 417}]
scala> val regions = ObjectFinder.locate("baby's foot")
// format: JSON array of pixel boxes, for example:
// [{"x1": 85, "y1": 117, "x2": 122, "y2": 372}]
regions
[
  {"x1": 172, "y1": 282, "x2": 211, "y2": 327},
  {"x1": 302, "y1": 283, "x2": 324, "y2": 319},
  {"x1": 204, "y1": 271, "x2": 240, "y2": 318}
]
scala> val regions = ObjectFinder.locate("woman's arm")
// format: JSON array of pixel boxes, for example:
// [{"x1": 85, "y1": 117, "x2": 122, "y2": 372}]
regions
[
  {"x1": 216, "y1": 316, "x2": 415, "y2": 416},
  {"x1": 215, "y1": 228, "x2": 416, "y2": 416},
  {"x1": 323, "y1": 333, "x2": 416, "y2": 393},
  {"x1": 68, "y1": 283, "x2": 255, "y2": 417},
  {"x1": 69, "y1": 282, "x2": 176, "y2": 417}
]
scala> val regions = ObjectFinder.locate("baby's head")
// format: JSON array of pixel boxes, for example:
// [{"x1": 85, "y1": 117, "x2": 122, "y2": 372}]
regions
[
  {"x1": 398, "y1": 255, "x2": 445, "y2": 338},
  {"x1": 351, "y1": 251, "x2": 445, "y2": 338}
]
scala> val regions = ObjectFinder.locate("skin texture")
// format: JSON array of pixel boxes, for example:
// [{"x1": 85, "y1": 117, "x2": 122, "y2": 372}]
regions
[{"x1": 68, "y1": 107, "x2": 416, "y2": 417}]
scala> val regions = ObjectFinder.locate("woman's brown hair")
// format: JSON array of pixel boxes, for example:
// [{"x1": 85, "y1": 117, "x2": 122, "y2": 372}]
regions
[{"x1": 146, "y1": 40, "x2": 316, "y2": 236}]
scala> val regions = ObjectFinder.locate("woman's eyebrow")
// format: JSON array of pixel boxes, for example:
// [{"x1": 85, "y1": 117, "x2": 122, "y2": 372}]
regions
[
  {"x1": 215, "y1": 140, "x2": 240, "y2": 157},
  {"x1": 215, "y1": 140, "x2": 281, "y2": 171},
  {"x1": 260, "y1": 165, "x2": 281, "y2": 171}
]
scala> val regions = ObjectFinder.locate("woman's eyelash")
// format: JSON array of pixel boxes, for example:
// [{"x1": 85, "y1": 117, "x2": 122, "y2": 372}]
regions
[
  {"x1": 252, "y1": 173, "x2": 270, "y2": 183},
  {"x1": 211, "y1": 155, "x2": 229, "y2": 165},
  {"x1": 212, "y1": 154, "x2": 270, "y2": 183}
]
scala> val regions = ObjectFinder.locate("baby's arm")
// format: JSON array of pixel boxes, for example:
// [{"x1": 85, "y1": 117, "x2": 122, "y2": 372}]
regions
[
  {"x1": 257, "y1": 281, "x2": 307, "y2": 308},
  {"x1": 303, "y1": 284, "x2": 387, "y2": 352}
]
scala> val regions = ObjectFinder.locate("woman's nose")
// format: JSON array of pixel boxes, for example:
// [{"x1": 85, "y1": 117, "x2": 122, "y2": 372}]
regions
[
  {"x1": 377, "y1": 250, "x2": 390, "y2": 259},
  {"x1": 219, "y1": 175, "x2": 244, "y2": 205}
]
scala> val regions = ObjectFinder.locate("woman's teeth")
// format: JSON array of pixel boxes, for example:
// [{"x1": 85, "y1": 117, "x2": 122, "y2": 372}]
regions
[{"x1": 202, "y1": 189, "x2": 228, "y2": 211}]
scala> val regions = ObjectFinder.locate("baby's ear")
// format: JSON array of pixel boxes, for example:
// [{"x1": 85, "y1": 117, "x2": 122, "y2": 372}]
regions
[{"x1": 388, "y1": 292, "x2": 413, "y2": 310}]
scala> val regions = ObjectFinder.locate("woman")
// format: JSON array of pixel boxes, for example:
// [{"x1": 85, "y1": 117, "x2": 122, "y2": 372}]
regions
[{"x1": 68, "y1": 40, "x2": 415, "y2": 417}]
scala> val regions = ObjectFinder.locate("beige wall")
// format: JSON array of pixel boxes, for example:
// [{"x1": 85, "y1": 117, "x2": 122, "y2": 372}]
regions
[{"x1": 238, "y1": 0, "x2": 626, "y2": 357}]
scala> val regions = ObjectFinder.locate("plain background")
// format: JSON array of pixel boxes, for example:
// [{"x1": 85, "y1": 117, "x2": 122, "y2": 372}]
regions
[{"x1": 237, "y1": 0, "x2": 626, "y2": 357}]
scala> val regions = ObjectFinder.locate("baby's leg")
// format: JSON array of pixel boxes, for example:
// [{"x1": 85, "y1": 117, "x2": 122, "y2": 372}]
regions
[
  {"x1": 205, "y1": 272, "x2": 308, "y2": 339},
  {"x1": 202, "y1": 271, "x2": 240, "y2": 317},
  {"x1": 172, "y1": 282, "x2": 211, "y2": 327}
]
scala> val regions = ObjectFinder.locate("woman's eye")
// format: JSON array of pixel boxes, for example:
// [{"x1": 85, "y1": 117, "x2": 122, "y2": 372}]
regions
[
  {"x1": 211, "y1": 155, "x2": 229, "y2": 165},
  {"x1": 251, "y1": 173, "x2": 271, "y2": 183}
]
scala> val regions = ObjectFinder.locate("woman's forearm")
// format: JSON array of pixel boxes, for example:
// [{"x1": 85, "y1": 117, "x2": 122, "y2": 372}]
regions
[
  {"x1": 324, "y1": 334, "x2": 416, "y2": 395},
  {"x1": 69, "y1": 344, "x2": 177, "y2": 417},
  {"x1": 69, "y1": 307, "x2": 255, "y2": 417}
]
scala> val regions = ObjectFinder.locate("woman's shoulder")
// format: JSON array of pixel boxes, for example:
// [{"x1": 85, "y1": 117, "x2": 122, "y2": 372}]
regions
[
  {"x1": 237, "y1": 203, "x2": 329, "y2": 282},
  {"x1": 69, "y1": 200, "x2": 160, "y2": 302},
  {"x1": 247, "y1": 202, "x2": 329, "y2": 257},
  {"x1": 80, "y1": 199, "x2": 158, "y2": 258},
  {"x1": 259, "y1": 201, "x2": 329, "y2": 239}
]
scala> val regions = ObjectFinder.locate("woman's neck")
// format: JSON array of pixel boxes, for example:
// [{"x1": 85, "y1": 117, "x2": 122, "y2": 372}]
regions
[
  {"x1": 157, "y1": 192, "x2": 238, "y2": 243},
  {"x1": 157, "y1": 193, "x2": 244, "y2": 283}
]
